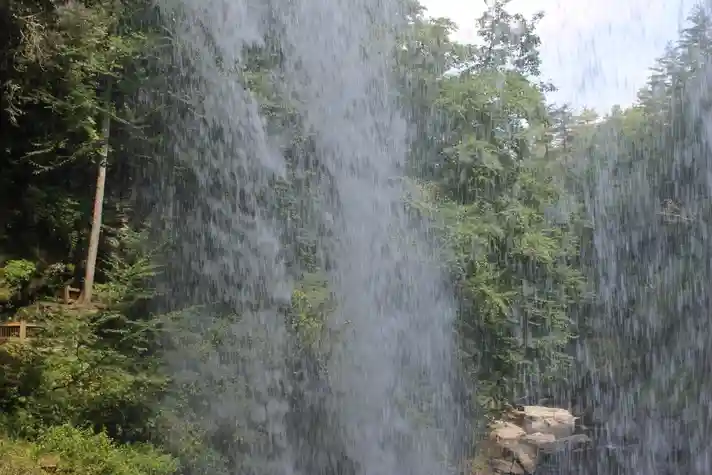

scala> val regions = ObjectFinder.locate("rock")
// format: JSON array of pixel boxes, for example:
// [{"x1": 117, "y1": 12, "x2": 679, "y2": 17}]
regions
[
  {"x1": 489, "y1": 458, "x2": 526, "y2": 474},
  {"x1": 512, "y1": 406, "x2": 577, "y2": 438},
  {"x1": 477, "y1": 406, "x2": 590, "y2": 474},
  {"x1": 490, "y1": 421, "x2": 526, "y2": 445},
  {"x1": 537, "y1": 434, "x2": 591, "y2": 454},
  {"x1": 507, "y1": 446, "x2": 536, "y2": 474},
  {"x1": 522, "y1": 432, "x2": 556, "y2": 447}
]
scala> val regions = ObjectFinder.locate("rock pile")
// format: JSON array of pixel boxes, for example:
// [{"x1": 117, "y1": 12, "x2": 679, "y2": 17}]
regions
[{"x1": 476, "y1": 406, "x2": 591, "y2": 474}]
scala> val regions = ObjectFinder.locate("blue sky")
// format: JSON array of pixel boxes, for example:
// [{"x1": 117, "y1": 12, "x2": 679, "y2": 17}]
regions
[{"x1": 420, "y1": 0, "x2": 698, "y2": 112}]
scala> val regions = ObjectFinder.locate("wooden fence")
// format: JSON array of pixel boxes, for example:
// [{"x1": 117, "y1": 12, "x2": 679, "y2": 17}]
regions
[{"x1": 0, "y1": 321, "x2": 41, "y2": 343}]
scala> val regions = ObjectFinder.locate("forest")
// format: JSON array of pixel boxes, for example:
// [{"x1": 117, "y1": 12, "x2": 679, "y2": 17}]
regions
[{"x1": 1, "y1": 0, "x2": 711, "y2": 473}]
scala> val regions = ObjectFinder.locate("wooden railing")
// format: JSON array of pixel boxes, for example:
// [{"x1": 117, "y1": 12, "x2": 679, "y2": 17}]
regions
[
  {"x1": 0, "y1": 285, "x2": 98, "y2": 345},
  {"x1": 0, "y1": 321, "x2": 41, "y2": 343}
]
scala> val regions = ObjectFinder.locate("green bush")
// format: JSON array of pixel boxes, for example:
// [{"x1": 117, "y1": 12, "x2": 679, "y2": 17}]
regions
[
  {"x1": 0, "y1": 425, "x2": 177, "y2": 475},
  {"x1": 1, "y1": 259, "x2": 36, "y2": 289}
]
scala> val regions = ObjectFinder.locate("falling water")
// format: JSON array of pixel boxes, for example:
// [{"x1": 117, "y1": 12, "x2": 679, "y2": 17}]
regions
[
  {"x1": 148, "y1": 0, "x2": 712, "y2": 473},
  {"x1": 154, "y1": 0, "x2": 462, "y2": 474},
  {"x1": 577, "y1": 5, "x2": 712, "y2": 473}
]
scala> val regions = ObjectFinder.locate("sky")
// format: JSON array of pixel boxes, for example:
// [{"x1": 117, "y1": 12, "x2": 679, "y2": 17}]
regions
[{"x1": 419, "y1": 0, "x2": 699, "y2": 112}]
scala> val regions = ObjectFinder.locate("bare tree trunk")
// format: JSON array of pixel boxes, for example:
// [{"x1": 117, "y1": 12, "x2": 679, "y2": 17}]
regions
[{"x1": 80, "y1": 83, "x2": 111, "y2": 305}]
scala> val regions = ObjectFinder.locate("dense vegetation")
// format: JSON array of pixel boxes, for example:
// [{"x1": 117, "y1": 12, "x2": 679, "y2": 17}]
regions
[{"x1": 1, "y1": 0, "x2": 710, "y2": 472}]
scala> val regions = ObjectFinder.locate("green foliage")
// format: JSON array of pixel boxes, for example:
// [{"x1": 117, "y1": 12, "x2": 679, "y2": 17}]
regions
[
  {"x1": 0, "y1": 260, "x2": 36, "y2": 289},
  {"x1": 0, "y1": 310, "x2": 166, "y2": 441},
  {"x1": 0, "y1": 425, "x2": 176, "y2": 475},
  {"x1": 94, "y1": 227, "x2": 161, "y2": 305},
  {"x1": 6, "y1": 0, "x2": 144, "y2": 169},
  {"x1": 37, "y1": 425, "x2": 176, "y2": 475},
  {"x1": 413, "y1": 163, "x2": 583, "y2": 407},
  {"x1": 0, "y1": 230, "x2": 165, "y2": 440},
  {"x1": 402, "y1": 2, "x2": 586, "y2": 409},
  {"x1": 290, "y1": 272, "x2": 334, "y2": 350},
  {"x1": 473, "y1": 0, "x2": 545, "y2": 77}
]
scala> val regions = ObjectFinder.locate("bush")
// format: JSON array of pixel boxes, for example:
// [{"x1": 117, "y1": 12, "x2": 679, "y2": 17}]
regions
[
  {"x1": 0, "y1": 425, "x2": 177, "y2": 475},
  {"x1": 1, "y1": 259, "x2": 36, "y2": 289}
]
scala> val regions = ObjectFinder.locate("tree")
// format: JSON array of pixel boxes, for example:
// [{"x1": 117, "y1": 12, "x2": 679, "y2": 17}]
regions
[
  {"x1": 80, "y1": 84, "x2": 111, "y2": 305},
  {"x1": 404, "y1": 1, "x2": 585, "y2": 409}
]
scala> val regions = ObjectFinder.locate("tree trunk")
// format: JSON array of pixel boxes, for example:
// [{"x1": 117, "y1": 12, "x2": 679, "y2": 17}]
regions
[{"x1": 80, "y1": 83, "x2": 111, "y2": 305}]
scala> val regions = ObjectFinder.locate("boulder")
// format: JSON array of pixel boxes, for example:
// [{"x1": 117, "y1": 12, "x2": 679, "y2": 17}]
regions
[
  {"x1": 475, "y1": 406, "x2": 590, "y2": 474},
  {"x1": 509, "y1": 406, "x2": 577, "y2": 438}
]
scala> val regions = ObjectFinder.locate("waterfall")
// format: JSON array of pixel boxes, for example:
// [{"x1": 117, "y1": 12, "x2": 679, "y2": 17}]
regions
[{"x1": 153, "y1": 0, "x2": 464, "y2": 474}]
